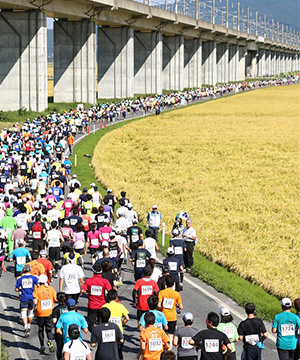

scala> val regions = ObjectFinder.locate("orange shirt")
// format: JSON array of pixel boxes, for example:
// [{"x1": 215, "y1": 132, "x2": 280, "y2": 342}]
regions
[
  {"x1": 26, "y1": 260, "x2": 45, "y2": 277},
  {"x1": 21, "y1": 193, "x2": 34, "y2": 202},
  {"x1": 68, "y1": 135, "x2": 74, "y2": 145},
  {"x1": 158, "y1": 288, "x2": 182, "y2": 322},
  {"x1": 140, "y1": 325, "x2": 169, "y2": 360},
  {"x1": 33, "y1": 285, "x2": 56, "y2": 317},
  {"x1": 82, "y1": 215, "x2": 91, "y2": 232}
]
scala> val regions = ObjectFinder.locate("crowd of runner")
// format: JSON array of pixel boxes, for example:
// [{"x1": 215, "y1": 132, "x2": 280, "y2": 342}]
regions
[{"x1": 0, "y1": 77, "x2": 299, "y2": 360}]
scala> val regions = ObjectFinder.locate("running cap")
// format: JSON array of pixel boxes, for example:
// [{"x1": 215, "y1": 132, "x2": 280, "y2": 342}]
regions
[
  {"x1": 102, "y1": 241, "x2": 109, "y2": 247},
  {"x1": 281, "y1": 298, "x2": 292, "y2": 307},
  {"x1": 66, "y1": 298, "x2": 76, "y2": 308},
  {"x1": 73, "y1": 174, "x2": 77, "y2": 178},
  {"x1": 167, "y1": 247, "x2": 175, "y2": 255},
  {"x1": 152, "y1": 205, "x2": 158, "y2": 209},
  {"x1": 107, "y1": 188, "x2": 112, "y2": 193},
  {"x1": 220, "y1": 307, "x2": 231, "y2": 316},
  {"x1": 64, "y1": 219, "x2": 70, "y2": 225},
  {"x1": 172, "y1": 228, "x2": 179, "y2": 236},
  {"x1": 22, "y1": 264, "x2": 31, "y2": 273},
  {"x1": 127, "y1": 203, "x2": 133, "y2": 209},
  {"x1": 60, "y1": 195, "x2": 64, "y2": 199},
  {"x1": 90, "y1": 183, "x2": 96, "y2": 187},
  {"x1": 18, "y1": 239, "x2": 25, "y2": 246},
  {"x1": 38, "y1": 274, "x2": 48, "y2": 286},
  {"x1": 40, "y1": 249, "x2": 47, "y2": 257},
  {"x1": 83, "y1": 187, "x2": 87, "y2": 192},
  {"x1": 136, "y1": 239, "x2": 143, "y2": 246},
  {"x1": 109, "y1": 232, "x2": 116, "y2": 239},
  {"x1": 132, "y1": 218, "x2": 138, "y2": 224},
  {"x1": 115, "y1": 228, "x2": 121, "y2": 234},
  {"x1": 183, "y1": 312, "x2": 194, "y2": 322}
]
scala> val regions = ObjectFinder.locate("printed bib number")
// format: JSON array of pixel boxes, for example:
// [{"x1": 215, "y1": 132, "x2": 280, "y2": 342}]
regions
[
  {"x1": 102, "y1": 329, "x2": 115, "y2": 343},
  {"x1": 204, "y1": 339, "x2": 219, "y2": 353},
  {"x1": 223, "y1": 326, "x2": 234, "y2": 339},
  {"x1": 168, "y1": 262, "x2": 177, "y2": 271},
  {"x1": 83, "y1": 220, "x2": 88, "y2": 226},
  {"x1": 17, "y1": 256, "x2": 26, "y2": 265},
  {"x1": 174, "y1": 247, "x2": 183, "y2": 255},
  {"x1": 85, "y1": 204, "x2": 92, "y2": 209},
  {"x1": 182, "y1": 337, "x2": 193, "y2": 349},
  {"x1": 281, "y1": 324, "x2": 295, "y2": 336},
  {"x1": 110, "y1": 250, "x2": 117, "y2": 258},
  {"x1": 90, "y1": 285, "x2": 102, "y2": 296},
  {"x1": 33, "y1": 231, "x2": 41, "y2": 239},
  {"x1": 141, "y1": 285, "x2": 153, "y2": 296},
  {"x1": 109, "y1": 317, "x2": 121, "y2": 326},
  {"x1": 149, "y1": 338, "x2": 162, "y2": 352},
  {"x1": 22, "y1": 278, "x2": 32, "y2": 288},
  {"x1": 245, "y1": 334, "x2": 259, "y2": 346},
  {"x1": 136, "y1": 259, "x2": 145, "y2": 268},
  {"x1": 102, "y1": 233, "x2": 109, "y2": 240},
  {"x1": 162, "y1": 298, "x2": 174, "y2": 309},
  {"x1": 62, "y1": 229, "x2": 69, "y2": 236},
  {"x1": 70, "y1": 219, "x2": 77, "y2": 226},
  {"x1": 74, "y1": 356, "x2": 84, "y2": 360},
  {"x1": 132, "y1": 234, "x2": 139, "y2": 242},
  {"x1": 65, "y1": 203, "x2": 72, "y2": 208},
  {"x1": 91, "y1": 239, "x2": 98, "y2": 246},
  {"x1": 155, "y1": 323, "x2": 163, "y2": 329},
  {"x1": 41, "y1": 299, "x2": 52, "y2": 310},
  {"x1": 67, "y1": 274, "x2": 76, "y2": 282}
]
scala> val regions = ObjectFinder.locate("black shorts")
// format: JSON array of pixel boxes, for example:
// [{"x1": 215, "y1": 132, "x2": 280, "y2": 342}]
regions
[
  {"x1": 32, "y1": 240, "x2": 44, "y2": 252},
  {"x1": 49, "y1": 247, "x2": 60, "y2": 261},
  {"x1": 76, "y1": 248, "x2": 84, "y2": 255},
  {"x1": 89, "y1": 248, "x2": 97, "y2": 255},
  {"x1": 15, "y1": 269, "x2": 22, "y2": 278},
  {"x1": 20, "y1": 299, "x2": 34, "y2": 310},
  {"x1": 167, "y1": 320, "x2": 177, "y2": 335},
  {"x1": 137, "y1": 309, "x2": 147, "y2": 321},
  {"x1": 66, "y1": 293, "x2": 80, "y2": 303}
]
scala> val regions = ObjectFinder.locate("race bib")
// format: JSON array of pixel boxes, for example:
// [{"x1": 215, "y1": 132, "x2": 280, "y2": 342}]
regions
[
  {"x1": 141, "y1": 285, "x2": 153, "y2": 296},
  {"x1": 41, "y1": 299, "x2": 52, "y2": 310},
  {"x1": 85, "y1": 203, "x2": 92, "y2": 209},
  {"x1": 204, "y1": 339, "x2": 219, "y2": 353},
  {"x1": 22, "y1": 277, "x2": 32, "y2": 288},
  {"x1": 70, "y1": 219, "x2": 77, "y2": 226},
  {"x1": 33, "y1": 231, "x2": 41, "y2": 239},
  {"x1": 17, "y1": 256, "x2": 26, "y2": 265},
  {"x1": 109, "y1": 317, "x2": 121, "y2": 326},
  {"x1": 162, "y1": 298, "x2": 174, "y2": 309},
  {"x1": 91, "y1": 285, "x2": 102, "y2": 296},
  {"x1": 155, "y1": 323, "x2": 163, "y2": 329},
  {"x1": 102, "y1": 233, "x2": 109, "y2": 240},
  {"x1": 21, "y1": 165, "x2": 26, "y2": 170},
  {"x1": 223, "y1": 326, "x2": 234, "y2": 339},
  {"x1": 149, "y1": 338, "x2": 162, "y2": 352},
  {"x1": 54, "y1": 190, "x2": 59, "y2": 196},
  {"x1": 110, "y1": 250, "x2": 118, "y2": 258},
  {"x1": 67, "y1": 274, "x2": 76, "y2": 282},
  {"x1": 182, "y1": 337, "x2": 193, "y2": 349},
  {"x1": 97, "y1": 216, "x2": 104, "y2": 223},
  {"x1": 74, "y1": 357, "x2": 84, "y2": 360},
  {"x1": 168, "y1": 262, "x2": 177, "y2": 271},
  {"x1": 102, "y1": 329, "x2": 115, "y2": 343},
  {"x1": 245, "y1": 334, "x2": 259, "y2": 346},
  {"x1": 174, "y1": 247, "x2": 183, "y2": 255},
  {"x1": 65, "y1": 202, "x2": 72, "y2": 208},
  {"x1": 91, "y1": 239, "x2": 98, "y2": 246},
  {"x1": 281, "y1": 324, "x2": 295, "y2": 336},
  {"x1": 62, "y1": 229, "x2": 69, "y2": 236},
  {"x1": 132, "y1": 234, "x2": 139, "y2": 242},
  {"x1": 5, "y1": 228, "x2": 11, "y2": 235},
  {"x1": 83, "y1": 220, "x2": 88, "y2": 226},
  {"x1": 136, "y1": 259, "x2": 145, "y2": 268}
]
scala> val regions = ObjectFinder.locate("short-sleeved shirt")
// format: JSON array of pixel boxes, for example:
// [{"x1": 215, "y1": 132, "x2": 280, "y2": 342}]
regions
[
  {"x1": 63, "y1": 339, "x2": 91, "y2": 360},
  {"x1": 174, "y1": 326, "x2": 199, "y2": 357},
  {"x1": 131, "y1": 249, "x2": 152, "y2": 271},
  {"x1": 140, "y1": 325, "x2": 169, "y2": 360},
  {"x1": 102, "y1": 300, "x2": 129, "y2": 333},
  {"x1": 33, "y1": 285, "x2": 56, "y2": 317},
  {"x1": 26, "y1": 260, "x2": 45, "y2": 277},
  {"x1": 134, "y1": 277, "x2": 159, "y2": 311},
  {"x1": 217, "y1": 322, "x2": 239, "y2": 352},
  {"x1": 81, "y1": 275, "x2": 111, "y2": 309},
  {"x1": 192, "y1": 328, "x2": 231, "y2": 360},
  {"x1": 158, "y1": 288, "x2": 182, "y2": 322},
  {"x1": 16, "y1": 274, "x2": 39, "y2": 301},
  {"x1": 139, "y1": 310, "x2": 168, "y2": 330},
  {"x1": 91, "y1": 322, "x2": 123, "y2": 360},
  {"x1": 56, "y1": 311, "x2": 88, "y2": 343},
  {"x1": 10, "y1": 247, "x2": 31, "y2": 272},
  {"x1": 37, "y1": 258, "x2": 53, "y2": 282},
  {"x1": 238, "y1": 317, "x2": 267, "y2": 349},
  {"x1": 59, "y1": 264, "x2": 85, "y2": 294},
  {"x1": 272, "y1": 311, "x2": 300, "y2": 350}
]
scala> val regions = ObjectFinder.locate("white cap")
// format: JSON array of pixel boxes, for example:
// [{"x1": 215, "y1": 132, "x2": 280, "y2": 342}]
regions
[
  {"x1": 90, "y1": 183, "x2": 96, "y2": 187},
  {"x1": 107, "y1": 188, "x2": 112, "y2": 193},
  {"x1": 281, "y1": 298, "x2": 292, "y2": 307},
  {"x1": 220, "y1": 307, "x2": 231, "y2": 316},
  {"x1": 167, "y1": 247, "x2": 175, "y2": 255},
  {"x1": 102, "y1": 241, "x2": 109, "y2": 247},
  {"x1": 127, "y1": 203, "x2": 133, "y2": 209},
  {"x1": 73, "y1": 174, "x2": 77, "y2": 178},
  {"x1": 64, "y1": 219, "x2": 70, "y2": 225},
  {"x1": 172, "y1": 228, "x2": 179, "y2": 236},
  {"x1": 182, "y1": 312, "x2": 194, "y2": 322},
  {"x1": 38, "y1": 274, "x2": 48, "y2": 286},
  {"x1": 152, "y1": 205, "x2": 158, "y2": 209}
]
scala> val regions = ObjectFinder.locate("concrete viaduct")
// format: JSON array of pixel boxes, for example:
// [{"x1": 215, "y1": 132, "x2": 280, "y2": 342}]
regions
[{"x1": 0, "y1": 0, "x2": 299, "y2": 111}]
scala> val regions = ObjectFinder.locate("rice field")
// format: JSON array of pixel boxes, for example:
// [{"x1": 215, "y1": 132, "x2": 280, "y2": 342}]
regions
[{"x1": 92, "y1": 85, "x2": 300, "y2": 299}]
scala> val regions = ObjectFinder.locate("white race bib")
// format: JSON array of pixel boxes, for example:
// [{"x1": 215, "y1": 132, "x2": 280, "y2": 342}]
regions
[
  {"x1": 141, "y1": 285, "x2": 153, "y2": 296},
  {"x1": 83, "y1": 220, "x2": 88, "y2": 226},
  {"x1": 155, "y1": 323, "x2": 163, "y2": 329},
  {"x1": 22, "y1": 277, "x2": 32, "y2": 288},
  {"x1": 136, "y1": 259, "x2": 145, "y2": 268},
  {"x1": 162, "y1": 298, "x2": 174, "y2": 309},
  {"x1": 281, "y1": 324, "x2": 295, "y2": 336},
  {"x1": 109, "y1": 317, "x2": 121, "y2": 326},
  {"x1": 70, "y1": 219, "x2": 77, "y2": 226},
  {"x1": 223, "y1": 326, "x2": 234, "y2": 339},
  {"x1": 91, "y1": 285, "x2": 102, "y2": 296},
  {"x1": 110, "y1": 250, "x2": 118, "y2": 258},
  {"x1": 204, "y1": 339, "x2": 219, "y2": 353},
  {"x1": 149, "y1": 338, "x2": 162, "y2": 352},
  {"x1": 245, "y1": 334, "x2": 259, "y2": 346},
  {"x1": 132, "y1": 234, "x2": 139, "y2": 242},
  {"x1": 182, "y1": 337, "x2": 193, "y2": 349},
  {"x1": 17, "y1": 256, "x2": 26, "y2": 265},
  {"x1": 168, "y1": 262, "x2": 177, "y2": 271},
  {"x1": 174, "y1": 247, "x2": 183, "y2": 255},
  {"x1": 65, "y1": 202, "x2": 72, "y2": 208},
  {"x1": 41, "y1": 299, "x2": 52, "y2": 310},
  {"x1": 91, "y1": 239, "x2": 98, "y2": 246},
  {"x1": 102, "y1": 329, "x2": 116, "y2": 343},
  {"x1": 33, "y1": 231, "x2": 41, "y2": 239}
]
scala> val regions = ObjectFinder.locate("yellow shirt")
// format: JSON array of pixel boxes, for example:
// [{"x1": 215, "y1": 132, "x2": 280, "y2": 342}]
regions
[
  {"x1": 83, "y1": 201, "x2": 95, "y2": 216},
  {"x1": 102, "y1": 301, "x2": 129, "y2": 333},
  {"x1": 56, "y1": 200, "x2": 65, "y2": 218}
]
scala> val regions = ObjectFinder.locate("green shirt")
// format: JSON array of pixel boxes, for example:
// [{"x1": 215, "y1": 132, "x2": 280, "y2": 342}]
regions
[{"x1": 217, "y1": 322, "x2": 239, "y2": 352}]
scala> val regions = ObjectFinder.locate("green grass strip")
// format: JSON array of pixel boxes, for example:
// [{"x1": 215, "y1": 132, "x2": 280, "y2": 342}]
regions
[{"x1": 70, "y1": 113, "x2": 282, "y2": 323}]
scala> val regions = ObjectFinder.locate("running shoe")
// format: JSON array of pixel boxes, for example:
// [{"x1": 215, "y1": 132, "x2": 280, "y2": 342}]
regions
[{"x1": 47, "y1": 340, "x2": 54, "y2": 353}]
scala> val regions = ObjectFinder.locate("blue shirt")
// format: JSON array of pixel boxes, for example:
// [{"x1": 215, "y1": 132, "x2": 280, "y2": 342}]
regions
[
  {"x1": 56, "y1": 311, "x2": 88, "y2": 343},
  {"x1": 139, "y1": 309, "x2": 168, "y2": 329},
  {"x1": 52, "y1": 186, "x2": 64, "y2": 202},
  {"x1": 10, "y1": 247, "x2": 31, "y2": 272},
  {"x1": 272, "y1": 311, "x2": 300, "y2": 350},
  {"x1": 15, "y1": 275, "x2": 38, "y2": 301}
]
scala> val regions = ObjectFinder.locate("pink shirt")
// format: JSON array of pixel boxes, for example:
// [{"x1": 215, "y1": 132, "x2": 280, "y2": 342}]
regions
[
  {"x1": 99, "y1": 226, "x2": 112, "y2": 241},
  {"x1": 87, "y1": 230, "x2": 100, "y2": 248},
  {"x1": 63, "y1": 199, "x2": 73, "y2": 217},
  {"x1": 60, "y1": 227, "x2": 73, "y2": 240},
  {"x1": 74, "y1": 231, "x2": 85, "y2": 249}
]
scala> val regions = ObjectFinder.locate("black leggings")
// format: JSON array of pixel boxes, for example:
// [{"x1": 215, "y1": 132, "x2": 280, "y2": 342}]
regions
[
  {"x1": 37, "y1": 316, "x2": 53, "y2": 347},
  {"x1": 55, "y1": 332, "x2": 64, "y2": 360}
]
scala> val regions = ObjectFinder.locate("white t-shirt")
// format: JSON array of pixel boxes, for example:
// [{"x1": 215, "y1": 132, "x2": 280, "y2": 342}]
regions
[
  {"x1": 48, "y1": 229, "x2": 61, "y2": 248},
  {"x1": 126, "y1": 209, "x2": 138, "y2": 226},
  {"x1": 116, "y1": 235, "x2": 127, "y2": 259},
  {"x1": 144, "y1": 237, "x2": 156, "y2": 259},
  {"x1": 59, "y1": 264, "x2": 84, "y2": 294},
  {"x1": 183, "y1": 226, "x2": 197, "y2": 243},
  {"x1": 150, "y1": 267, "x2": 162, "y2": 283},
  {"x1": 47, "y1": 209, "x2": 61, "y2": 222},
  {"x1": 63, "y1": 339, "x2": 91, "y2": 360}
]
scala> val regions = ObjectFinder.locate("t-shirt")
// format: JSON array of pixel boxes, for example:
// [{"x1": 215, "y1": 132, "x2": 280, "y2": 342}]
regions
[
  {"x1": 217, "y1": 322, "x2": 239, "y2": 352},
  {"x1": 59, "y1": 264, "x2": 85, "y2": 294},
  {"x1": 174, "y1": 326, "x2": 199, "y2": 357},
  {"x1": 102, "y1": 301, "x2": 129, "y2": 333},
  {"x1": 37, "y1": 258, "x2": 53, "y2": 282},
  {"x1": 139, "y1": 310, "x2": 168, "y2": 330},
  {"x1": 52, "y1": 304, "x2": 68, "y2": 322},
  {"x1": 192, "y1": 328, "x2": 231, "y2": 360},
  {"x1": 33, "y1": 285, "x2": 56, "y2": 317},
  {"x1": 272, "y1": 311, "x2": 300, "y2": 350},
  {"x1": 158, "y1": 288, "x2": 182, "y2": 322},
  {"x1": 88, "y1": 230, "x2": 101, "y2": 248},
  {"x1": 26, "y1": 260, "x2": 45, "y2": 277},
  {"x1": 134, "y1": 277, "x2": 159, "y2": 311},
  {"x1": 63, "y1": 339, "x2": 91, "y2": 360},
  {"x1": 163, "y1": 257, "x2": 181, "y2": 276},
  {"x1": 15, "y1": 274, "x2": 39, "y2": 301},
  {"x1": 91, "y1": 322, "x2": 123, "y2": 360},
  {"x1": 143, "y1": 237, "x2": 157, "y2": 259},
  {"x1": 56, "y1": 311, "x2": 88, "y2": 343},
  {"x1": 131, "y1": 249, "x2": 152, "y2": 271},
  {"x1": 140, "y1": 325, "x2": 169, "y2": 360},
  {"x1": 81, "y1": 275, "x2": 111, "y2": 309},
  {"x1": 48, "y1": 229, "x2": 61, "y2": 248},
  {"x1": 10, "y1": 247, "x2": 31, "y2": 272},
  {"x1": 238, "y1": 317, "x2": 267, "y2": 349}
]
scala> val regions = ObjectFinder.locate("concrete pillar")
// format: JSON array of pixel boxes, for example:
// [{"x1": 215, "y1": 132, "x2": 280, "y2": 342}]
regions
[
  {"x1": 238, "y1": 46, "x2": 246, "y2": 81},
  {"x1": 265, "y1": 50, "x2": 270, "y2": 75},
  {"x1": 270, "y1": 51, "x2": 275, "y2": 75},
  {"x1": 275, "y1": 51, "x2": 279, "y2": 75},
  {"x1": 257, "y1": 49, "x2": 266, "y2": 77},
  {"x1": 184, "y1": 38, "x2": 202, "y2": 89},
  {"x1": 202, "y1": 41, "x2": 217, "y2": 85},
  {"x1": 0, "y1": 10, "x2": 47, "y2": 111},
  {"x1": 98, "y1": 26, "x2": 134, "y2": 99},
  {"x1": 162, "y1": 35, "x2": 184, "y2": 91},
  {"x1": 134, "y1": 31, "x2": 162, "y2": 94},
  {"x1": 216, "y1": 43, "x2": 229, "y2": 83},
  {"x1": 54, "y1": 19, "x2": 96, "y2": 104},
  {"x1": 228, "y1": 44, "x2": 239, "y2": 82}
]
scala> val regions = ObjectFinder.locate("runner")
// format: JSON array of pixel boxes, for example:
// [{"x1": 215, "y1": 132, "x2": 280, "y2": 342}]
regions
[
  {"x1": 130, "y1": 239, "x2": 152, "y2": 281},
  {"x1": 217, "y1": 308, "x2": 239, "y2": 360},
  {"x1": 139, "y1": 294, "x2": 168, "y2": 332},
  {"x1": 52, "y1": 292, "x2": 68, "y2": 360},
  {"x1": 62, "y1": 324, "x2": 92, "y2": 360},
  {"x1": 10, "y1": 240, "x2": 31, "y2": 278}
]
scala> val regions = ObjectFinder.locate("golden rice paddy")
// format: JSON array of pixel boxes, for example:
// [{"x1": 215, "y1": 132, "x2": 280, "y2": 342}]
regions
[{"x1": 92, "y1": 85, "x2": 300, "y2": 299}]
